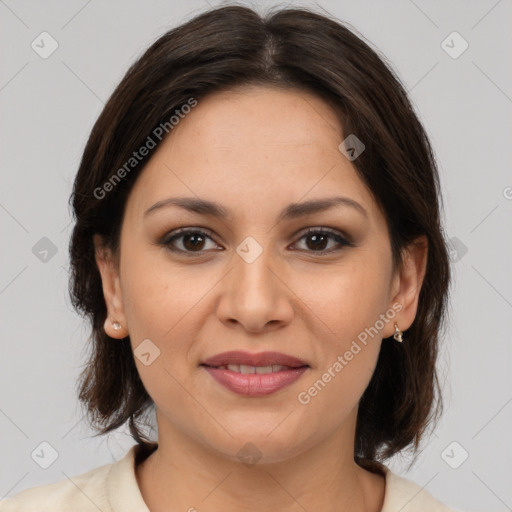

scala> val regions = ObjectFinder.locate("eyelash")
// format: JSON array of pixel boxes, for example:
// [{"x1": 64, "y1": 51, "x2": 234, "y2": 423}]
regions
[{"x1": 159, "y1": 226, "x2": 353, "y2": 257}]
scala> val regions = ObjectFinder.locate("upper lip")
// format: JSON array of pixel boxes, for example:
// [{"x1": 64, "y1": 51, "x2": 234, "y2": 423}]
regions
[{"x1": 201, "y1": 351, "x2": 309, "y2": 368}]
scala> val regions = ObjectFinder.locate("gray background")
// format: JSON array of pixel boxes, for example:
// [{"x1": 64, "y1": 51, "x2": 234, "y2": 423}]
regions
[{"x1": 1, "y1": 1, "x2": 511, "y2": 511}]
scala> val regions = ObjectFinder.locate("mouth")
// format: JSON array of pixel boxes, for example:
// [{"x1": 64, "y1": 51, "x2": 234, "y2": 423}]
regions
[
  {"x1": 200, "y1": 351, "x2": 310, "y2": 397},
  {"x1": 200, "y1": 350, "x2": 309, "y2": 369},
  {"x1": 200, "y1": 363, "x2": 308, "y2": 374}
]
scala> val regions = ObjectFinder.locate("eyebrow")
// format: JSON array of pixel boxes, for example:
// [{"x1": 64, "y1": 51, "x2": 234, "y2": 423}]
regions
[{"x1": 144, "y1": 195, "x2": 368, "y2": 221}]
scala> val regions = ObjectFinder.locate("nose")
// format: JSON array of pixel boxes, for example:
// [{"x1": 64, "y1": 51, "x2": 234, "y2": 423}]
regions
[{"x1": 216, "y1": 245, "x2": 294, "y2": 333}]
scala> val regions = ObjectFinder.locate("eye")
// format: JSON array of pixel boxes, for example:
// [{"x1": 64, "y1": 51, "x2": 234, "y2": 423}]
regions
[
  {"x1": 159, "y1": 226, "x2": 352, "y2": 256},
  {"x1": 292, "y1": 227, "x2": 352, "y2": 253},
  {"x1": 160, "y1": 228, "x2": 221, "y2": 255}
]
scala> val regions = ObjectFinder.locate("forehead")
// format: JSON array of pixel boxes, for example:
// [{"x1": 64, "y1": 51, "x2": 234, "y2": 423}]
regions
[
  {"x1": 124, "y1": 85, "x2": 380, "y2": 224},
  {"x1": 174, "y1": 86, "x2": 342, "y2": 160}
]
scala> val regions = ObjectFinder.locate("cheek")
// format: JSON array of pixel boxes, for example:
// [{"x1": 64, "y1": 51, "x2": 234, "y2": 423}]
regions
[
  {"x1": 292, "y1": 254, "x2": 390, "y2": 394},
  {"x1": 121, "y1": 247, "x2": 208, "y2": 341},
  {"x1": 296, "y1": 266, "x2": 386, "y2": 416},
  {"x1": 297, "y1": 252, "x2": 392, "y2": 335},
  {"x1": 119, "y1": 252, "x2": 207, "y2": 410}
]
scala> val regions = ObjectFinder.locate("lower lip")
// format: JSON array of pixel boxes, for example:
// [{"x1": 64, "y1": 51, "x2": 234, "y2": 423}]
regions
[{"x1": 201, "y1": 366, "x2": 309, "y2": 397}]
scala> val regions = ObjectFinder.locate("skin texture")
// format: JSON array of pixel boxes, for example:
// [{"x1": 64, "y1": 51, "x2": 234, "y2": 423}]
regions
[{"x1": 94, "y1": 85, "x2": 428, "y2": 512}]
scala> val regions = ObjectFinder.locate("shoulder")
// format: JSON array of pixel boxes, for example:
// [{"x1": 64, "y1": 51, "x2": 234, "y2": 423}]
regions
[
  {"x1": 0, "y1": 461, "x2": 113, "y2": 511},
  {"x1": 382, "y1": 467, "x2": 462, "y2": 512},
  {"x1": 0, "y1": 444, "x2": 149, "y2": 512}
]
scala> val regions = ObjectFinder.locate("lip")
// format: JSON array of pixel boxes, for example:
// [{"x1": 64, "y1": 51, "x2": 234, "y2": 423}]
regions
[
  {"x1": 201, "y1": 350, "x2": 309, "y2": 368},
  {"x1": 202, "y1": 366, "x2": 309, "y2": 397},
  {"x1": 200, "y1": 351, "x2": 309, "y2": 397}
]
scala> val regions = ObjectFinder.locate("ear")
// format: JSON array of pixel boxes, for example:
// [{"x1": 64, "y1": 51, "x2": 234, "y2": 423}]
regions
[
  {"x1": 93, "y1": 234, "x2": 128, "y2": 339},
  {"x1": 384, "y1": 235, "x2": 428, "y2": 338}
]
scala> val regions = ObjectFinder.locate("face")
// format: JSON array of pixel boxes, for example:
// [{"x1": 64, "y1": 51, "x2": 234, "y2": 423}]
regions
[{"x1": 95, "y1": 85, "x2": 426, "y2": 465}]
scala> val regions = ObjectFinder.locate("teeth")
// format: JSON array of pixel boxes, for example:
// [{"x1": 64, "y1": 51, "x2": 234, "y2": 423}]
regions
[
  {"x1": 219, "y1": 364, "x2": 289, "y2": 374},
  {"x1": 255, "y1": 365, "x2": 274, "y2": 374}
]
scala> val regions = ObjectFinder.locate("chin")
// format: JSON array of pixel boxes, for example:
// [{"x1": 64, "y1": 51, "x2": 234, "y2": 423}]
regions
[{"x1": 208, "y1": 428, "x2": 315, "y2": 467}]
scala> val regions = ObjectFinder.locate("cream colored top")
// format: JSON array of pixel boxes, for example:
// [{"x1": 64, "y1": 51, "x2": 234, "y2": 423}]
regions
[{"x1": 1, "y1": 445, "x2": 459, "y2": 511}]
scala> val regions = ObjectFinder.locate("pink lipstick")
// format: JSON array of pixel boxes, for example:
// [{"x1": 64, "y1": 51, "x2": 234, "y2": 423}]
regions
[{"x1": 201, "y1": 350, "x2": 309, "y2": 397}]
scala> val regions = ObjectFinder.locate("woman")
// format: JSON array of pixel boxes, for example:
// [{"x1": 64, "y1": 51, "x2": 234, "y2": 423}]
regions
[{"x1": 1, "y1": 5, "x2": 457, "y2": 511}]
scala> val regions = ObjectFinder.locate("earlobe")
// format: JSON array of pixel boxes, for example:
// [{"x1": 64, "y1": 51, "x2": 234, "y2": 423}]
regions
[
  {"x1": 93, "y1": 234, "x2": 128, "y2": 339},
  {"x1": 386, "y1": 235, "x2": 428, "y2": 339}
]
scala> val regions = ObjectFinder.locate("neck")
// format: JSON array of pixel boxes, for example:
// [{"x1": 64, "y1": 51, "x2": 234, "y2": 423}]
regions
[{"x1": 135, "y1": 415, "x2": 385, "y2": 512}]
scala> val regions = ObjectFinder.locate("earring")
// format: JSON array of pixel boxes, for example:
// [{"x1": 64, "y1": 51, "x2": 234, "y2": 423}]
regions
[
  {"x1": 111, "y1": 320, "x2": 122, "y2": 331},
  {"x1": 393, "y1": 323, "x2": 403, "y2": 342}
]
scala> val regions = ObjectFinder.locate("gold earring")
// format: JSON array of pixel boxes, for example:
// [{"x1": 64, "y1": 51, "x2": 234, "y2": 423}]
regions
[{"x1": 393, "y1": 323, "x2": 403, "y2": 343}]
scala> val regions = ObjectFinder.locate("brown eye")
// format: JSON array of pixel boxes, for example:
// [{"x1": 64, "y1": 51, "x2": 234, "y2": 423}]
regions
[
  {"x1": 293, "y1": 228, "x2": 352, "y2": 253},
  {"x1": 161, "y1": 228, "x2": 220, "y2": 255},
  {"x1": 181, "y1": 232, "x2": 206, "y2": 251}
]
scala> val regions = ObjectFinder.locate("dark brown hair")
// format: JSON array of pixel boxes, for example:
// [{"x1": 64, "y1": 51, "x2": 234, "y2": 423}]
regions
[{"x1": 69, "y1": 4, "x2": 451, "y2": 471}]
